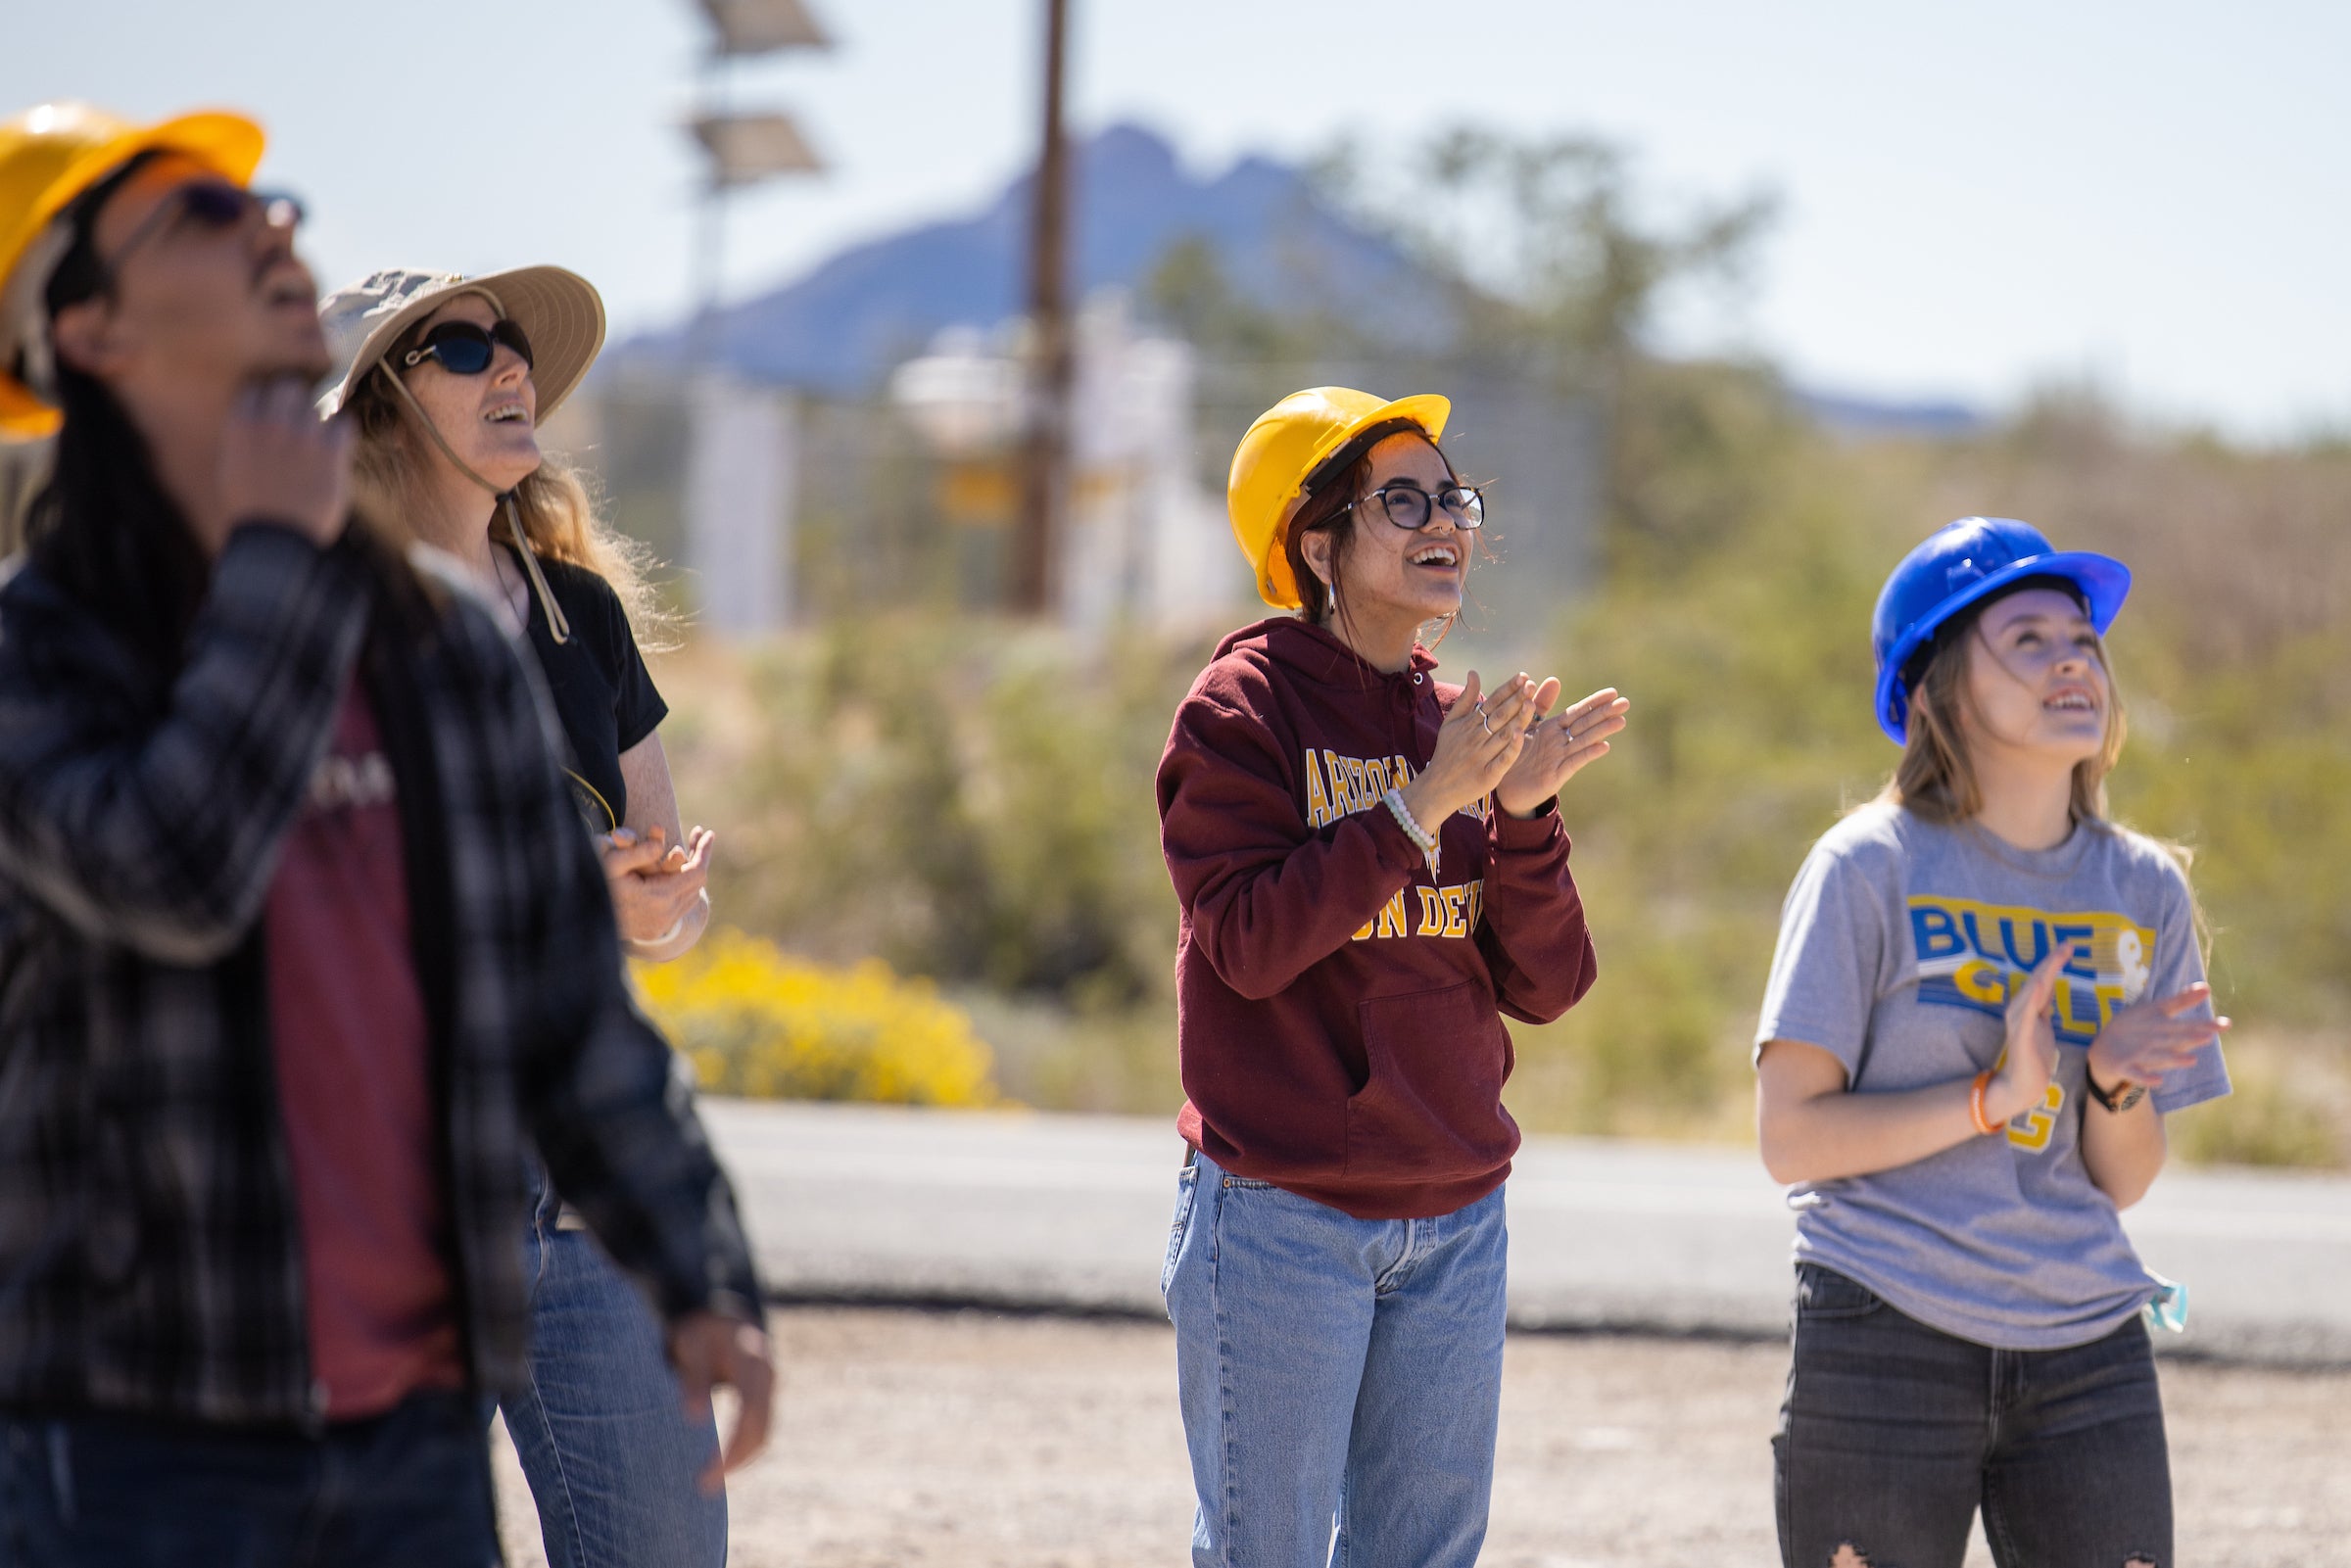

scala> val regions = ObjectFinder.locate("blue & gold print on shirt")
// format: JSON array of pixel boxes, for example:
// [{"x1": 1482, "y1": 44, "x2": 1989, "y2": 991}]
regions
[
  {"x1": 1909, "y1": 895, "x2": 2153, "y2": 1047},
  {"x1": 1910, "y1": 896, "x2": 2155, "y2": 1152}
]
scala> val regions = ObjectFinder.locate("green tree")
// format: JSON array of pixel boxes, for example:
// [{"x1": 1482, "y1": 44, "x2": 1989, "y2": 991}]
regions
[{"x1": 1316, "y1": 125, "x2": 1780, "y2": 570}]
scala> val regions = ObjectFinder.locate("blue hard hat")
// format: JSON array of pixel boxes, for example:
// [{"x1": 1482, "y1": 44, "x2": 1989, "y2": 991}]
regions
[{"x1": 1871, "y1": 517, "x2": 2131, "y2": 745}]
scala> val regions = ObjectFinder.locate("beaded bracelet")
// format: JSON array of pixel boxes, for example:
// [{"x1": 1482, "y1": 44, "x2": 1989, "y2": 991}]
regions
[{"x1": 1382, "y1": 786, "x2": 1440, "y2": 878}]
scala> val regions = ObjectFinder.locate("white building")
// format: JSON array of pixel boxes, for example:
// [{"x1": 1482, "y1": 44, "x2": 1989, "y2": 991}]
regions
[{"x1": 891, "y1": 292, "x2": 1245, "y2": 634}]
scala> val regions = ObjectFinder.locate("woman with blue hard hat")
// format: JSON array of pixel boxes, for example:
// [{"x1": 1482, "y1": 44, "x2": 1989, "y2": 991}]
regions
[{"x1": 1752, "y1": 515, "x2": 2231, "y2": 1566}]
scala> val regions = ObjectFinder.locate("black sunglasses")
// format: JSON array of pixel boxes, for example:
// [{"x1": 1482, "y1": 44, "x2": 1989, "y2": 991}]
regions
[
  {"x1": 1339, "y1": 482, "x2": 1486, "y2": 532},
  {"x1": 402, "y1": 318, "x2": 535, "y2": 377},
  {"x1": 96, "y1": 180, "x2": 304, "y2": 295}
]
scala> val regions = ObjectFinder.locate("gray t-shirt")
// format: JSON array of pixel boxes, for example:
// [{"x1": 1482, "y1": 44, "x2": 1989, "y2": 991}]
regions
[{"x1": 1755, "y1": 802, "x2": 2231, "y2": 1350}]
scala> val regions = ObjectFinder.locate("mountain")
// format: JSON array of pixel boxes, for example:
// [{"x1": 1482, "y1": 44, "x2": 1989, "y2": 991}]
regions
[
  {"x1": 609, "y1": 122, "x2": 1986, "y2": 437},
  {"x1": 610, "y1": 123, "x2": 1433, "y2": 396},
  {"x1": 1796, "y1": 389, "x2": 1987, "y2": 439}
]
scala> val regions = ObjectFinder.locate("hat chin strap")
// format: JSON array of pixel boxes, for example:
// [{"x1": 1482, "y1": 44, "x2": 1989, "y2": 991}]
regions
[
  {"x1": 1, "y1": 222, "x2": 73, "y2": 404},
  {"x1": 373, "y1": 357, "x2": 570, "y2": 644}
]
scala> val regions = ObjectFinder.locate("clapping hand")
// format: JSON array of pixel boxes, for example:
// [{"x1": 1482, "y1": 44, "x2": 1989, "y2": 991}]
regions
[
  {"x1": 1987, "y1": 945, "x2": 2070, "y2": 1123},
  {"x1": 2088, "y1": 983, "x2": 2230, "y2": 1094},
  {"x1": 1495, "y1": 685, "x2": 1630, "y2": 818},
  {"x1": 1397, "y1": 671, "x2": 1539, "y2": 832}
]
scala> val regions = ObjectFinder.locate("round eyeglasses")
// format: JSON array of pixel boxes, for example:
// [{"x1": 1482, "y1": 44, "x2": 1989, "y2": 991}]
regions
[{"x1": 1339, "y1": 483, "x2": 1485, "y2": 532}]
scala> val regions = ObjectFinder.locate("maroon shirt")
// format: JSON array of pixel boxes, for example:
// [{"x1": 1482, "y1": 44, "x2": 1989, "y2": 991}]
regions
[
  {"x1": 265, "y1": 681, "x2": 464, "y2": 1419},
  {"x1": 1157, "y1": 617, "x2": 1599, "y2": 1219}
]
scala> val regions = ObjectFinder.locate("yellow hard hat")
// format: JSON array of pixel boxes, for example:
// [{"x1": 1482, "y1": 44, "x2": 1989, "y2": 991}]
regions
[
  {"x1": 0, "y1": 102, "x2": 265, "y2": 440},
  {"x1": 1226, "y1": 385, "x2": 1450, "y2": 609}
]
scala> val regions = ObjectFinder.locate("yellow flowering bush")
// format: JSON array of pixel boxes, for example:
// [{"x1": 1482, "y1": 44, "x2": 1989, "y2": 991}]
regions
[{"x1": 635, "y1": 927, "x2": 999, "y2": 1107}]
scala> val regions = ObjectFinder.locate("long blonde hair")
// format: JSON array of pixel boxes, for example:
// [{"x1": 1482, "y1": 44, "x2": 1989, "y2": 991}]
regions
[
  {"x1": 1880, "y1": 605, "x2": 2126, "y2": 827},
  {"x1": 344, "y1": 332, "x2": 678, "y2": 652},
  {"x1": 1876, "y1": 592, "x2": 2210, "y2": 954}
]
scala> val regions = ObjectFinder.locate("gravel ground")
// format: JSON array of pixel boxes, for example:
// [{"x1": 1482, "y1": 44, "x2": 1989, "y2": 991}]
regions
[{"x1": 494, "y1": 1306, "x2": 2351, "y2": 1567}]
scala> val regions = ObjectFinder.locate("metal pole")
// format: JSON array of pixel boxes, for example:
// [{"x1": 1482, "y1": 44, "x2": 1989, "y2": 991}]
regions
[
  {"x1": 1011, "y1": 0, "x2": 1072, "y2": 617},
  {"x1": 693, "y1": 180, "x2": 725, "y2": 370},
  {"x1": 691, "y1": 49, "x2": 728, "y2": 374}
]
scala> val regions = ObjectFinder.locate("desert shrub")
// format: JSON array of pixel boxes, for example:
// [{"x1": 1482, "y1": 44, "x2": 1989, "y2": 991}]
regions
[
  {"x1": 642, "y1": 378, "x2": 2351, "y2": 1165},
  {"x1": 704, "y1": 619, "x2": 1199, "y2": 1006},
  {"x1": 636, "y1": 927, "x2": 1000, "y2": 1107},
  {"x1": 2167, "y1": 1034, "x2": 2346, "y2": 1169},
  {"x1": 1499, "y1": 377, "x2": 1907, "y2": 1135},
  {"x1": 1506, "y1": 372, "x2": 2351, "y2": 1161}
]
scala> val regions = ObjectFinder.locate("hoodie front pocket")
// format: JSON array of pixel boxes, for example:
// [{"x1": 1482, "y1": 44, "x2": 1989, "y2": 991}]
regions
[{"x1": 1345, "y1": 981, "x2": 1515, "y2": 1184}]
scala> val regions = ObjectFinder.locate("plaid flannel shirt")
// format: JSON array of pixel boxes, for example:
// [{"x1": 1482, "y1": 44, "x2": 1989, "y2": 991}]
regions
[{"x1": 0, "y1": 523, "x2": 761, "y2": 1428}]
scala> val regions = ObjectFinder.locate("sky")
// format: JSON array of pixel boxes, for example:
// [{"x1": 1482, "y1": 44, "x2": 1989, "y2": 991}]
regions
[{"x1": 10, "y1": 0, "x2": 2347, "y2": 436}]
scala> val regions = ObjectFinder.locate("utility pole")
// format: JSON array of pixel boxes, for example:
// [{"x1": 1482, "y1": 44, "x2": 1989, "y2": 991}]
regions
[{"x1": 1010, "y1": 0, "x2": 1073, "y2": 617}]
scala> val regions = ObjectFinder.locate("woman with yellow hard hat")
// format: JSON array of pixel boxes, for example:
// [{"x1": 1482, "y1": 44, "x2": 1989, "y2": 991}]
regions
[
  {"x1": 0, "y1": 102, "x2": 770, "y2": 1563},
  {"x1": 1155, "y1": 387, "x2": 1630, "y2": 1566}
]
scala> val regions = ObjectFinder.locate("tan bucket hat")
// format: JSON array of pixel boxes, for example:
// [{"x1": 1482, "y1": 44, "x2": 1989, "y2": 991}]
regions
[
  {"x1": 315, "y1": 263, "x2": 604, "y2": 420},
  {"x1": 318, "y1": 265, "x2": 605, "y2": 647}
]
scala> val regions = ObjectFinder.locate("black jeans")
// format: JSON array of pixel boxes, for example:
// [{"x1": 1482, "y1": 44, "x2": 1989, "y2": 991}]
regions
[
  {"x1": 0, "y1": 1389, "x2": 499, "y2": 1568},
  {"x1": 1773, "y1": 1263, "x2": 2171, "y2": 1568}
]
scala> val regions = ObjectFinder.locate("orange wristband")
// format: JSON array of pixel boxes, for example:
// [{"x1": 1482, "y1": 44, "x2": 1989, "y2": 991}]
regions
[{"x1": 1969, "y1": 1070, "x2": 2000, "y2": 1136}]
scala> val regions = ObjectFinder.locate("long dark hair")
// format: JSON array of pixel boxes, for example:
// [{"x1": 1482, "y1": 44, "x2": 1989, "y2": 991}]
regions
[
  {"x1": 20, "y1": 155, "x2": 211, "y2": 675},
  {"x1": 21, "y1": 364, "x2": 211, "y2": 676}
]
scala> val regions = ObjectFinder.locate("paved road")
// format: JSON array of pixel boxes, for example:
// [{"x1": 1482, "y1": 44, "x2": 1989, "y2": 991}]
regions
[{"x1": 701, "y1": 1099, "x2": 2351, "y2": 1364}]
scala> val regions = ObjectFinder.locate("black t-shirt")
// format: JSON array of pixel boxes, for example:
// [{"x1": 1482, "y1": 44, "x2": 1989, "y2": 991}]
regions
[{"x1": 505, "y1": 545, "x2": 668, "y2": 833}]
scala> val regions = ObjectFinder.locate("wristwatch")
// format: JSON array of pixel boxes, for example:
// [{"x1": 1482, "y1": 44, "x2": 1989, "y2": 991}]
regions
[{"x1": 2084, "y1": 1068, "x2": 2148, "y2": 1114}]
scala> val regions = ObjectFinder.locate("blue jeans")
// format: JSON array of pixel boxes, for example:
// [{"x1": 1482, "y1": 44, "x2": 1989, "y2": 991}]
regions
[
  {"x1": 0, "y1": 1390, "x2": 497, "y2": 1567},
  {"x1": 1774, "y1": 1263, "x2": 2172, "y2": 1568},
  {"x1": 498, "y1": 1167, "x2": 727, "y2": 1568},
  {"x1": 1161, "y1": 1152, "x2": 1510, "y2": 1568}
]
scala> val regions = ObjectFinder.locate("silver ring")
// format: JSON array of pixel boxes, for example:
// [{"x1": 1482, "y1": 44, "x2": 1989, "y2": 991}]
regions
[{"x1": 1479, "y1": 714, "x2": 1495, "y2": 736}]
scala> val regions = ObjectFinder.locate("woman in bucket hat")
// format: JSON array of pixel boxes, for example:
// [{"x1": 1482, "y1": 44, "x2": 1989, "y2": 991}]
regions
[
  {"x1": 319, "y1": 267, "x2": 712, "y2": 963},
  {"x1": 319, "y1": 268, "x2": 725, "y2": 1568},
  {"x1": 0, "y1": 102, "x2": 770, "y2": 1565},
  {"x1": 1754, "y1": 517, "x2": 2231, "y2": 1566},
  {"x1": 1154, "y1": 387, "x2": 1629, "y2": 1567}
]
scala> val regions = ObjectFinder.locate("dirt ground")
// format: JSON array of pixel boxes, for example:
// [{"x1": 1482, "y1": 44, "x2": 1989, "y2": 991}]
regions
[{"x1": 493, "y1": 1306, "x2": 2351, "y2": 1568}]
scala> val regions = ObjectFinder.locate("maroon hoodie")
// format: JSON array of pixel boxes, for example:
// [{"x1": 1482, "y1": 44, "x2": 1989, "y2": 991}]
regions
[{"x1": 1157, "y1": 616, "x2": 1599, "y2": 1219}]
